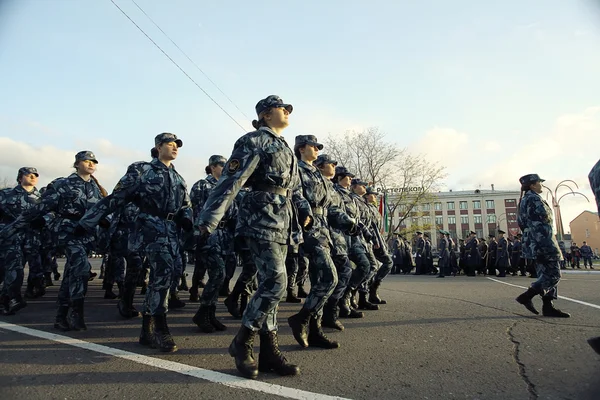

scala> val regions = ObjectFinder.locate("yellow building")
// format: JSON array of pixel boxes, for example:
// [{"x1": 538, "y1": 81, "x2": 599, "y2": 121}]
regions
[{"x1": 569, "y1": 211, "x2": 600, "y2": 256}]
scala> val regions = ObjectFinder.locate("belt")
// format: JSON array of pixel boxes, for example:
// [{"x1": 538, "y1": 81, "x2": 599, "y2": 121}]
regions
[
  {"x1": 60, "y1": 214, "x2": 82, "y2": 221},
  {"x1": 217, "y1": 220, "x2": 230, "y2": 229},
  {"x1": 253, "y1": 183, "x2": 291, "y2": 197},
  {"x1": 311, "y1": 207, "x2": 324, "y2": 215},
  {"x1": 143, "y1": 210, "x2": 177, "y2": 222}
]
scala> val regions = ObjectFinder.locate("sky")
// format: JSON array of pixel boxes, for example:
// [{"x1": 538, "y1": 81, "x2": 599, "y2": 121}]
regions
[{"x1": 1, "y1": 0, "x2": 599, "y2": 231}]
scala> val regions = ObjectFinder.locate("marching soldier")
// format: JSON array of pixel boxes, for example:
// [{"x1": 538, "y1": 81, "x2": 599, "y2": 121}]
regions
[
  {"x1": 465, "y1": 231, "x2": 479, "y2": 276},
  {"x1": 437, "y1": 230, "x2": 449, "y2": 278},
  {"x1": 495, "y1": 229, "x2": 510, "y2": 277},
  {"x1": 414, "y1": 231, "x2": 425, "y2": 275},
  {"x1": 511, "y1": 233, "x2": 526, "y2": 276},
  {"x1": 478, "y1": 237, "x2": 488, "y2": 275},
  {"x1": 487, "y1": 234, "x2": 498, "y2": 276}
]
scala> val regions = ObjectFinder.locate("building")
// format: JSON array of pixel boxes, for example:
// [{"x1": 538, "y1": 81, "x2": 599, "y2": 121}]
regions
[
  {"x1": 569, "y1": 211, "x2": 600, "y2": 256},
  {"x1": 387, "y1": 188, "x2": 522, "y2": 247}
]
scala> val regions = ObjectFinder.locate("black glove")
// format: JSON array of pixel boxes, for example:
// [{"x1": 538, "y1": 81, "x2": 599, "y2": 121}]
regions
[
  {"x1": 197, "y1": 225, "x2": 210, "y2": 247},
  {"x1": 73, "y1": 224, "x2": 87, "y2": 237},
  {"x1": 98, "y1": 218, "x2": 111, "y2": 229},
  {"x1": 180, "y1": 219, "x2": 193, "y2": 232},
  {"x1": 30, "y1": 217, "x2": 46, "y2": 230},
  {"x1": 347, "y1": 223, "x2": 360, "y2": 236}
]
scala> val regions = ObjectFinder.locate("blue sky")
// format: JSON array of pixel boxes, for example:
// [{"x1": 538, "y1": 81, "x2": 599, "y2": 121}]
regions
[{"x1": 1, "y1": 0, "x2": 599, "y2": 227}]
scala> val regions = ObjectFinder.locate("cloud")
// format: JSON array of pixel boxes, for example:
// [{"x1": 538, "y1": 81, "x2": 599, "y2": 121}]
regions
[{"x1": 408, "y1": 127, "x2": 469, "y2": 169}]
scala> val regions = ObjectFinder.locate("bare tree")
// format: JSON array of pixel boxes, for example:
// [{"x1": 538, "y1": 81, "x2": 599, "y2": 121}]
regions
[
  {"x1": 0, "y1": 177, "x2": 14, "y2": 190},
  {"x1": 324, "y1": 128, "x2": 447, "y2": 239}
]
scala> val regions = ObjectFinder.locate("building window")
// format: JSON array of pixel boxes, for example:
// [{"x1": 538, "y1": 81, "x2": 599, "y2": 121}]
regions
[
  {"x1": 447, "y1": 202, "x2": 455, "y2": 210},
  {"x1": 474, "y1": 215, "x2": 482, "y2": 224},
  {"x1": 435, "y1": 216, "x2": 443, "y2": 225},
  {"x1": 507, "y1": 212, "x2": 517, "y2": 223},
  {"x1": 487, "y1": 214, "x2": 496, "y2": 223},
  {"x1": 422, "y1": 203, "x2": 431, "y2": 211},
  {"x1": 448, "y1": 216, "x2": 456, "y2": 224},
  {"x1": 463, "y1": 229, "x2": 470, "y2": 239},
  {"x1": 434, "y1": 202, "x2": 442, "y2": 211},
  {"x1": 460, "y1": 216, "x2": 469, "y2": 224},
  {"x1": 412, "y1": 217, "x2": 419, "y2": 225},
  {"x1": 586, "y1": 229, "x2": 590, "y2": 238},
  {"x1": 476, "y1": 229, "x2": 483, "y2": 238},
  {"x1": 473, "y1": 200, "x2": 481, "y2": 209},
  {"x1": 506, "y1": 199, "x2": 516, "y2": 206},
  {"x1": 486, "y1": 200, "x2": 495, "y2": 209},
  {"x1": 459, "y1": 201, "x2": 468, "y2": 210},
  {"x1": 423, "y1": 216, "x2": 431, "y2": 225}
]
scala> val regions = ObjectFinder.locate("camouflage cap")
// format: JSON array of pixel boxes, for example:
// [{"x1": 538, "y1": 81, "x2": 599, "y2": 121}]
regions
[
  {"x1": 255, "y1": 95, "x2": 293, "y2": 117},
  {"x1": 294, "y1": 135, "x2": 323, "y2": 150},
  {"x1": 314, "y1": 154, "x2": 338, "y2": 167},
  {"x1": 75, "y1": 150, "x2": 98, "y2": 164},
  {"x1": 208, "y1": 155, "x2": 227, "y2": 165},
  {"x1": 334, "y1": 166, "x2": 355, "y2": 178},
  {"x1": 519, "y1": 173, "x2": 545, "y2": 185},
  {"x1": 498, "y1": 229, "x2": 506, "y2": 234},
  {"x1": 17, "y1": 167, "x2": 39, "y2": 181},
  {"x1": 365, "y1": 186, "x2": 378, "y2": 196},
  {"x1": 351, "y1": 178, "x2": 368, "y2": 186},
  {"x1": 416, "y1": 231, "x2": 423, "y2": 235},
  {"x1": 424, "y1": 232, "x2": 430, "y2": 238},
  {"x1": 155, "y1": 132, "x2": 183, "y2": 148}
]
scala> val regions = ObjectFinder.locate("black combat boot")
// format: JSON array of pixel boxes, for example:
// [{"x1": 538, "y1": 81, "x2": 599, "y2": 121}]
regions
[
  {"x1": 6, "y1": 295, "x2": 27, "y2": 316},
  {"x1": 69, "y1": 299, "x2": 87, "y2": 331},
  {"x1": 139, "y1": 314, "x2": 154, "y2": 347},
  {"x1": 192, "y1": 305, "x2": 215, "y2": 333},
  {"x1": 152, "y1": 314, "x2": 178, "y2": 352},
  {"x1": 45, "y1": 272, "x2": 54, "y2": 287},
  {"x1": 542, "y1": 297, "x2": 571, "y2": 318},
  {"x1": 287, "y1": 308, "x2": 311, "y2": 348},
  {"x1": 588, "y1": 336, "x2": 600, "y2": 355},
  {"x1": 103, "y1": 282, "x2": 118, "y2": 300},
  {"x1": 117, "y1": 282, "x2": 124, "y2": 299},
  {"x1": 54, "y1": 305, "x2": 70, "y2": 331},
  {"x1": 223, "y1": 283, "x2": 242, "y2": 319},
  {"x1": 297, "y1": 285, "x2": 309, "y2": 299},
  {"x1": 118, "y1": 284, "x2": 139, "y2": 318},
  {"x1": 139, "y1": 281, "x2": 148, "y2": 295},
  {"x1": 515, "y1": 287, "x2": 541, "y2": 315},
  {"x1": 321, "y1": 298, "x2": 344, "y2": 331},
  {"x1": 209, "y1": 304, "x2": 227, "y2": 331},
  {"x1": 24, "y1": 281, "x2": 36, "y2": 299},
  {"x1": 188, "y1": 287, "x2": 200, "y2": 302},
  {"x1": 338, "y1": 290, "x2": 364, "y2": 319},
  {"x1": 258, "y1": 330, "x2": 300, "y2": 376},
  {"x1": 178, "y1": 274, "x2": 189, "y2": 292},
  {"x1": 53, "y1": 271, "x2": 61, "y2": 281},
  {"x1": 219, "y1": 277, "x2": 231, "y2": 297},
  {"x1": 307, "y1": 315, "x2": 340, "y2": 349},
  {"x1": 349, "y1": 289, "x2": 359, "y2": 309},
  {"x1": 1, "y1": 295, "x2": 10, "y2": 315},
  {"x1": 285, "y1": 288, "x2": 302, "y2": 303},
  {"x1": 368, "y1": 280, "x2": 387, "y2": 305},
  {"x1": 168, "y1": 291, "x2": 186, "y2": 309},
  {"x1": 228, "y1": 325, "x2": 259, "y2": 379},
  {"x1": 358, "y1": 291, "x2": 379, "y2": 310}
]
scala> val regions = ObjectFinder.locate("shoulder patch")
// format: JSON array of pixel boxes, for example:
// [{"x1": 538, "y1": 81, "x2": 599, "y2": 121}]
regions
[{"x1": 228, "y1": 159, "x2": 240, "y2": 173}]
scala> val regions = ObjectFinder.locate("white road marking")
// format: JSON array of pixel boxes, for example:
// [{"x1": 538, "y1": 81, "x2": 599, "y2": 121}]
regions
[
  {"x1": 0, "y1": 321, "x2": 350, "y2": 400},
  {"x1": 487, "y1": 278, "x2": 600, "y2": 310}
]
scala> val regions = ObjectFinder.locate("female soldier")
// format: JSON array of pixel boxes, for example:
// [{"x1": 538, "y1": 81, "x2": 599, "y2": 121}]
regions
[
  {"x1": 197, "y1": 95, "x2": 311, "y2": 379},
  {"x1": 515, "y1": 174, "x2": 570, "y2": 318}
]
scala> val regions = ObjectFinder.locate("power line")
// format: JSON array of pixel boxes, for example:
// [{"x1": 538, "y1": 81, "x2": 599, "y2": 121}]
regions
[
  {"x1": 129, "y1": 0, "x2": 251, "y2": 121},
  {"x1": 109, "y1": 0, "x2": 247, "y2": 132}
]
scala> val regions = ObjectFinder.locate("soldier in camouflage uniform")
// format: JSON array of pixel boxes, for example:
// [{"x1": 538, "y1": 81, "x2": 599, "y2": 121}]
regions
[
  {"x1": 587, "y1": 159, "x2": 600, "y2": 354},
  {"x1": 437, "y1": 230, "x2": 449, "y2": 278},
  {"x1": 333, "y1": 167, "x2": 372, "y2": 317},
  {"x1": 515, "y1": 174, "x2": 570, "y2": 318},
  {"x1": 414, "y1": 231, "x2": 425, "y2": 275},
  {"x1": 495, "y1": 229, "x2": 510, "y2": 277},
  {"x1": 79, "y1": 134, "x2": 193, "y2": 351},
  {"x1": 511, "y1": 233, "x2": 525, "y2": 276},
  {"x1": 197, "y1": 95, "x2": 311, "y2": 379},
  {"x1": 486, "y1": 234, "x2": 497, "y2": 276},
  {"x1": 362, "y1": 186, "x2": 393, "y2": 304},
  {"x1": 287, "y1": 136, "x2": 356, "y2": 349},
  {"x1": 191, "y1": 154, "x2": 233, "y2": 333},
  {"x1": 0, "y1": 167, "x2": 42, "y2": 314},
  {"x1": 464, "y1": 231, "x2": 479, "y2": 276}
]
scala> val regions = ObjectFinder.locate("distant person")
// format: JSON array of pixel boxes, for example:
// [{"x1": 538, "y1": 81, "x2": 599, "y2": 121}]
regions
[
  {"x1": 570, "y1": 242, "x2": 581, "y2": 269},
  {"x1": 514, "y1": 174, "x2": 570, "y2": 318},
  {"x1": 580, "y1": 241, "x2": 594, "y2": 269}
]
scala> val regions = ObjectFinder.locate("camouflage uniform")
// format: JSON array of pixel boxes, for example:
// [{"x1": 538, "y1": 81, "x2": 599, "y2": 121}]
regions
[
  {"x1": 198, "y1": 126, "x2": 310, "y2": 333},
  {"x1": 518, "y1": 177, "x2": 562, "y2": 298},
  {"x1": 465, "y1": 234, "x2": 479, "y2": 276},
  {"x1": 415, "y1": 234, "x2": 426, "y2": 274},
  {"x1": 0, "y1": 169, "x2": 43, "y2": 309},
  {"x1": 79, "y1": 156, "x2": 193, "y2": 316},
  {"x1": 364, "y1": 197, "x2": 393, "y2": 283},
  {"x1": 437, "y1": 232, "x2": 449, "y2": 277},
  {"x1": 495, "y1": 233, "x2": 510, "y2": 277}
]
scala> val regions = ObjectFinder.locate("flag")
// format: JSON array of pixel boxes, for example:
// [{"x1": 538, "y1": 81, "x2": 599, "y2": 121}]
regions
[{"x1": 379, "y1": 192, "x2": 389, "y2": 233}]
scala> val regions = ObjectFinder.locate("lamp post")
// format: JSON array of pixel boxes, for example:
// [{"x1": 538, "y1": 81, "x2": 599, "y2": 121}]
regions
[{"x1": 542, "y1": 180, "x2": 590, "y2": 241}]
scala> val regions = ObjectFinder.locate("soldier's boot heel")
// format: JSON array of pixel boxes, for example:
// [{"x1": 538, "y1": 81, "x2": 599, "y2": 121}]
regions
[
  {"x1": 285, "y1": 289, "x2": 302, "y2": 303},
  {"x1": 321, "y1": 299, "x2": 344, "y2": 331},
  {"x1": 104, "y1": 288, "x2": 118, "y2": 300},
  {"x1": 209, "y1": 304, "x2": 227, "y2": 331},
  {"x1": 357, "y1": 291, "x2": 379, "y2": 310},
  {"x1": 229, "y1": 326, "x2": 258, "y2": 379},
  {"x1": 287, "y1": 309, "x2": 311, "y2": 348},
  {"x1": 368, "y1": 281, "x2": 387, "y2": 305},
  {"x1": 224, "y1": 292, "x2": 241, "y2": 319},
  {"x1": 219, "y1": 277, "x2": 231, "y2": 297},
  {"x1": 139, "y1": 314, "x2": 154, "y2": 347},
  {"x1": 307, "y1": 316, "x2": 340, "y2": 349},
  {"x1": 54, "y1": 306, "x2": 70, "y2": 331},
  {"x1": 192, "y1": 305, "x2": 215, "y2": 333},
  {"x1": 168, "y1": 292, "x2": 186, "y2": 309},
  {"x1": 69, "y1": 299, "x2": 87, "y2": 331},
  {"x1": 24, "y1": 281, "x2": 36, "y2": 299},
  {"x1": 118, "y1": 285, "x2": 139, "y2": 319},
  {"x1": 541, "y1": 297, "x2": 571, "y2": 318},
  {"x1": 44, "y1": 273, "x2": 54, "y2": 287},
  {"x1": 349, "y1": 289, "x2": 359, "y2": 309},
  {"x1": 188, "y1": 286, "x2": 200, "y2": 302},
  {"x1": 338, "y1": 292, "x2": 364, "y2": 319},
  {"x1": 515, "y1": 287, "x2": 540, "y2": 315},
  {"x1": 258, "y1": 331, "x2": 300, "y2": 376},
  {"x1": 152, "y1": 314, "x2": 178, "y2": 352}
]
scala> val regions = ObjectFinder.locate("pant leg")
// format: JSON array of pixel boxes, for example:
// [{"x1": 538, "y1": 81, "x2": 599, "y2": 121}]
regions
[
  {"x1": 57, "y1": 259, "x2": 71, "y2": 307},
  {"x1": 329, "y1": 254, "x2": 352, "y2": 302},
  {"x1": 25, "y1": 252, "x2": 44, "y2": 282},
  {"x1": 124, "y1": 252, "x2": 143, "y2": 286},
  {"x1": 347, "y1": 249, "x2": 370, "y2": 291},
  {"x1": 296, "y1": 249, "x2": 308, "y2": 287},
  {"x1": 302, "y1": 245, "x2": 338, "y2": 317},
  {"x1": 64, "y1": 244, "x2": 91, "y2": 301},
  {"x1": 233, "y1": 249, "x2": 258, "y2": 296},
  {"x1": 285, "y1": 250, "x2": 299, "y2": 291},
  {"x1": 143, "y1": 248, "x2": 176, "y2": 316},
  {"x1": 1, "y1": 246, "x2": 24, "y2": 299},
  {"x1": 169, "y1": 251, "x2": 183, "y2": 293},
  {"x1": 103, "y1": 253, "x2": 117, "y2": 289},
  {"x1": 241, "y1": 238, "x2": 287, "y2": 333},
  {"x1": 374, "y1": 249, "x2": 393, "y2": 282},
  {"x1": 199, "y1": 242, "x2": 226, "y2": 306},
  {"x1": 359, "y1": 247, "x2": 378, "y2": 293},
  {"x1": 530, "y1": 259, "x2": 561, "y2": 299}
]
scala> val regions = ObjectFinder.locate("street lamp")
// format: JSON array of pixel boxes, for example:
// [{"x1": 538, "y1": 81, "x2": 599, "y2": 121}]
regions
[{"x1": 542, "y1": 180, "x2": 590, "y2": 240}]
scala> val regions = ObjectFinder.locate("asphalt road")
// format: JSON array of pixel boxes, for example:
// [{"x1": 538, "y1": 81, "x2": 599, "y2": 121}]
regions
[{"x1": 1, "y1": 259, "x2": 599, "y2": 400}]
